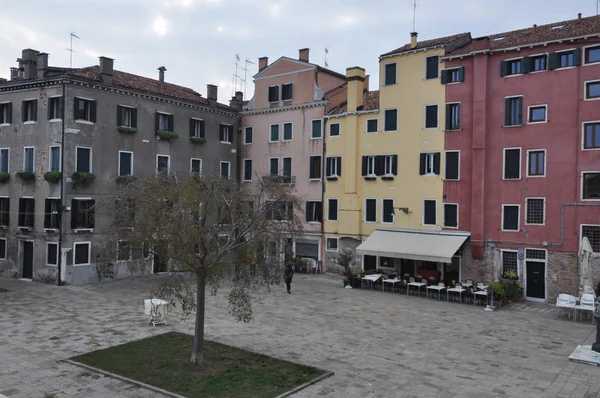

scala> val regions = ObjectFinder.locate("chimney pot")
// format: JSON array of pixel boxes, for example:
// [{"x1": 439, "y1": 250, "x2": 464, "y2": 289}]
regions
[
  {"x1": 99, "y1": 56, "x2": 114, "y2": 85},
  {"x1": 207, "y1": 84, "x2": 218, "y2": 103},
  {"x1": 533, "y1": 24, "x2": 537, "y2": 33},
  {"x1": 10, "y1": 67, "x2": 19, "y2": 81},
  {"x1": 299, "y1": 48, "x2": 310, "y2": 62},
  {"x1": 36, "y1": 53, "x2": 48, "y2": 79},
  {"x1": 410, "y1": 32, "x2": 418, "y2": 49},
  {"x1": 158, "y1": 66, "x2": 166, "y2": 83},
  {"x1": 258, "y1": 57, "x2": 268, "y2": 72},
  {"x1": 578, "y1": 13, "x2": 582, "y2": 22}
]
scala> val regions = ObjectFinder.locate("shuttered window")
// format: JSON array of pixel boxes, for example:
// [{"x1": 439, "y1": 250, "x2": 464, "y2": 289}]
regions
[
  {"x1": 444, "y1": 151, "x2": 459, "y2": 180},
  {"x1": 423, "y1": 200, "x2": 436, "y2": 226},
  {"x1": 503, "y1": 148, "x2": 521, "y2": 179},
  {"x1": 443, "y1": 204, "x2": 458, "y2": 228},
  {"x1": 365, "y1": 199, "x2": 376, "y2": 222},
  {"x1": 502, "y1": 205, "x2": 519, "y2": 231},
  {"x1": 382, "y1": 199, "x2": 394, "y2": 223},
  {"x1": 328, "y1": 198, "x2": 338, "y2": 221}
]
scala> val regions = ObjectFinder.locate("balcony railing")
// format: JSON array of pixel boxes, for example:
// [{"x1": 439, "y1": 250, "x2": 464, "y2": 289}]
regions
[{"x1": 263, "y1": 175, "x2": 296, "y2": 185}]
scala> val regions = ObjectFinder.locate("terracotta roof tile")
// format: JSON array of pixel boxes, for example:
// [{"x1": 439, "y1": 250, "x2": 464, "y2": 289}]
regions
[
  {"x1": 328, "y1": 90, "x2": 379, "y2": 115},
  {"x1": 446, "y1": 15, "x2": 600, "y2": 57},
  {"x1": 380, "y1": 32, "x2": 471, "y2": 57}
]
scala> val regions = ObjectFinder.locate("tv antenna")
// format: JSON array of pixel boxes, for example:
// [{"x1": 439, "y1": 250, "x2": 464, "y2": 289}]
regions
[
  {"x1": 231, "y1": 54, "x2": 242, "y2": 97},
  {"x1": 242, "y1": 59, "x2": 255, "y2": 99},
  {"x1": 412, "y1": 0, "x2": 418, "y2": 32},
  {"x1": 67, "y1": 32, "x2": 80, "y2": 68},
  {"x1": 324, "y1": 47, "x2": 329, "y2": 68}
]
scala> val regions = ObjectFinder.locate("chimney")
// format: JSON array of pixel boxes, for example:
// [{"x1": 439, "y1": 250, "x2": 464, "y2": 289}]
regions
[
  {"x1": 18, "y1": 68, "x2": 24, "y2": 79},
  {"x1": 410, "y1": 32, "x2": 418, "y2": 49},
  {"x1": 10, "y1": 67, "x2": 18, "y2": 81},
  {"x1": 346, "y1": 66, "x2": 366, "y2": 112},
  {"x1": 207, "y1": 84, "x2": 218, "y2": 104},
  {"x1": 578, "y1": 13, "x2": 582, "y2": 22},
  {"x1": 99, "y1": 56, "x2": 114, "y2": 85},
  {"x1": 36, "y1": 53, "x2": 48, "y2": 79},
  {"x1": 258, "y1": 57, "x2": 268, "y2": 72},
  {"x1": 21, "y1": 49, "x2": 38, "y2": 79},
  {"x1": 229, "y1": 91, "x2": 244, "y2": 110},
  {"x1": 363, "y1": 75, "x2": 370, "y2": 92},
  {"x1": 533, "y1": 24, "x2": 537, "y2": 33},
  {"x1": 299, "y1": 48, "x2": 310, "y2": 62},
  {"x1": 158, "y1": 66, "x2": 166, "y2": 83}
]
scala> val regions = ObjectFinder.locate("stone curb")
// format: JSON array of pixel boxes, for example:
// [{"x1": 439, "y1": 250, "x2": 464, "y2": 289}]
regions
[
  {"x1": 61, "y1": 359, "x2": 187, "y2": 398},
  {"x1": 273, "y1": 370, "x2": 335, "y2": 398}
]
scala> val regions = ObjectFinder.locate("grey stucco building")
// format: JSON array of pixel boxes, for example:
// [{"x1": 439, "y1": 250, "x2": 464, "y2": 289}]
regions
[{"x1": 0, "y1": 49, "x2": 241, "y2": 284}]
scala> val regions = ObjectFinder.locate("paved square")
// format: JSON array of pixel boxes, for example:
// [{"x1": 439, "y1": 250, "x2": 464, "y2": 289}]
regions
[{"x1": 0, "y1": 275, "x2": 598, "y2": 398}]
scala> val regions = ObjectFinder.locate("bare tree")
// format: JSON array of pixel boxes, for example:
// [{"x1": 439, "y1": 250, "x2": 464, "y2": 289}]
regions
[{"x1": 108, "y1": 172, "x2": 303, "y2": 367}]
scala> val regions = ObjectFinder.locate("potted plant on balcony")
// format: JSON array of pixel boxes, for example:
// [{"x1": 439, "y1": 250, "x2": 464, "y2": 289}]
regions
[
  {"x1": 71, "y1": 172, "x2": 96, "y2": 188},
  {"x1": 156, "y1": 130, "x2": 178, "y2": 141},
  {"x1": 117, "y1": 126, "x2": 137, "y2": 134},
  {"x1": 0, "y1": 172, "x2": 9, "y2": 183},
  {"x1": 16, "y1": 171, "x2": 36, "y2": 183},
  {"x1": 43, "y1": 171, "x2": 62, "y2": 183},
  {"x1": 189, "y1": 137, "x2": 206, "y2": 144}
]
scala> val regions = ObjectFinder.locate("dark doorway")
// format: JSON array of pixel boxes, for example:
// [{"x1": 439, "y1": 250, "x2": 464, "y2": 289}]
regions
[
  {"x1": 22, "y1": 241, "x2": 34, "y2": 279},
  {"x1": 153, "y1": 252, "x2": 168, "y2": 273},
  {"x1": 363, "y1": 255, "x2": 377, "y2": 271},
  {"x1": 526, "y1": 261, "x2": 545, "y2": 300},
  {"x1": 444, "y1": 256, "x2": 460, "y2": 285},
  {"x1": 400, "y1": 259, "x2": 416, "y2": 276}
]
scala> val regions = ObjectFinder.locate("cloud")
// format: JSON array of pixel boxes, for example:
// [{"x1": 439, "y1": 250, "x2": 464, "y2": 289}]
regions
[{"x1": 151, "y1": 16, "x2": 170, "y2": 36}]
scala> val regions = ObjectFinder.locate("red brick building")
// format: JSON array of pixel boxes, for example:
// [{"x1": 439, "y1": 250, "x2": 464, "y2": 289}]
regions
[{"x1": 441, "y1": 14, "x2": 600, "y2": 302}]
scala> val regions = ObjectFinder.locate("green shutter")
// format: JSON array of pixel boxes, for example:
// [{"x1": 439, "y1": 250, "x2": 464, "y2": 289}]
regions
[
  {"x1": 504, "y1": 97, "x2": 511, "y2": 126},
  {"x1": 116, "y1": 106, "x2": 122, "y2": 127},
  {"x1": 90, "y1": 100, "x2": 97, "y2": 122},
  {"x1": 440, "y1": 70, "x2": 448, "y2": 84},
  {"x1": 189, "y1": 118, "x2": 194, "y2": 137},
  {"x1": 548, "y1": 52, "x2": 558, "y2": 70},
  {"x1": 500, "y1": 61, "x2": 508, "y2": 77},
  {"x1": 433, "y1": 153, "x2": 441, "y2": 175},
  {"x1": 573, "y1": 48, "x2": 581, "y2": 67},
  {"x1": 155, "y1": 112, "x2": 160, "y2": 131},
  {"x1": 522, "y1": 57, "x2": 532, "y2": 73},
  {"x1": 73, "y1": 97, "x2": 79, "y2": 120},
  {"x1": 131, "y1": 108, "x2": 137, "y2": 128},
  {"x1": 458, "y1": 66, "x2": 465, "y2": 82}
]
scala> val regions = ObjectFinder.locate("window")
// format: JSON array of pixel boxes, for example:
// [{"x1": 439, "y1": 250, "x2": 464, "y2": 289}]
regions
[
  {"x1": 282, "y1": 157, "x2": 292, "y2": 182},
  {"x1": 269, "y1": 158, "x2": 279, "y2": 176},
  {"x1": 419, "y1": 152, "x2": 440, "y2": 176},
  {"x1": 282, "y1": 83, "x2": 293, "y2": 100},
  {"x1": 268, "y1": 201, "x2": 293, "y2": 221},
  {"x1": 384, "y1": 109, "x2": 397, "y2": 131},
  {"x1": 585, "y1": 81, "x2": 600, "y2": 100},
  {"x1": 445, "y1": 103, "x2": 461, "y2": 130},
  {"x1": 0, "y1": 148, "x2": 9, "y2": 173},
  {"x1": 550, "y1": 49, "x2": 580, "y2": 69},
  {"x1": 243, "y1": 159, "x2": 252, "y2": 182},
  {"x1": 117, "y1": 240, "x2": 131, "y2": 261},
  {"x1": 329, "y1": 123, "x2": 340, "y2": 137},
  {"x1": 443, "y1": 203, "x2": 458, "y2": 228},
  {"x1": 46, "y1": 242, "x2": 58, "y2": 266},
  {"x1": 366, "y1": 119, "x2": 378, "y2": 133},
  {"x1": 444, "y1": 151, "x2": 460, "y2": 180},
  {"x1": 503, "y1": 148, "x2": 521, "y2": 179},
  {"x1": 74, "y1": 97, "x2": 96, "y2": 122},
  {"x1": 526, "y1": 198, "x2": 545, "y2": 225},
  {"x1": 22, "y1": 99, "x2": 37, "y2": 122},
  {"x1": 441, "y1": 67, "x2": 464, "y2": 84},
  {"x1": 423, "y1": 200, "x2": 436, "y2": 226},
  {"x1": 76, "y1": 147, "x2": 92, "y2": 173},
  {"x1": 532, "y1": 54, "x2": 547, "y2": 71},
  {"x1": 382, "y1": 199, "x2": 394, "y2": 224},
  {"x1": 0, "y1": 238, "x2": 6, "y2": 260},
  {"x1": 424, "y1": 105, "x2": 438, "y2": 129},
  {"x1": 504, "y1": 96, "x2": 523, "y2": 126},
  {"x1": 309, "y1": 156, "x2": 322, "y2": 180},
  {"x1": 23, "y1": 147, "x2": 34, "y2": 173},
  {"x1": 425, "y1": 56, "x2": 439, "y2": 79},
  {"x1": 311, "y1": 119, "x2": 322, "y2": 139},
  {"x1": 362, "y1": 155, "x2": 376, "y2": 177},
  {"x1": 157, "y1": 155, "x2": 170, "y2": 173},
  {"x1": 582, "y1": 225, "x2": 600, "y2": 252},
  {"x1": 269, "y1": 124, "x2": 279, "y2": 142},
  {"x1": 156, "y1": 112, "x2": 173, "y2": 131},
  {"x1": 306, "y1": 201, "x2": 323, "y2": 222},
  {"x1": 18, "y1": 198, "x2": 35, "y2": 228},
  {"x1": 0, "y1": 102, "x2": 11, "y2": 124},
  {"x1": 584, "y1": 122, "x2": 600, "y2": 149},
  {"x1": 190, "y1": 118, "x2": 205, "y2": 138},
  {"x1": 528, "y1": 105, "x2": 547, "y2": 123},
  {"x1": 384, "y1": 63, "x2": 397, "y2": 85},
  {"x1": 365, "y1": 199, "x2": 376, "y2": 223},
  {"x1": 383, "y1": 155, "x2": 397, "y2": 176},
  {"x1": 501, "y1": 58, "x2": 523, "y2": 76},
  {"x1": 326, "y1": 157, "x2": 341, "y2": 178},
  {"x1": 268, "y1": 85, "x2": 280, "y2": 102},
  {"x1": 44, "y1": 198, "x2": 61, "y2": 229},
  {"x1": 220, "y1": 161, "x2": 231, "y2": 179},
  {"x1": 502, "y1": 205, "x2": 520, "y2": 231},
  {"x1": 502, "y1": 251, "x2": 518, "y2": 278},
  {"x1": 49, "y1": 146, "x2": 60, "y2": 172},
  {"x1": 0, "y1": 198, "x2": 9, "y2": 226},
  {"x1": 219, "y1": 124, "x2": 233, "y2": 143},
  {"x1": 585, "y1": 46, "x2": 600, "y2": 64},
  {"x1": 326, "y1": 237, "x2": 339, "y2": 252},
  {"x1": 71, "y1": 199, "x2": 95, "y2": 229},
  {"x1": 74, "y1": 242, "x2": 91, "y2": 266},
  {"x1": 328, "y1": 198, "x2": 338, "y2": 221},
  {"x1": 191, "y1": 158, "x2": 202, "y2": 174},
  {"x1": 48, "y1": 97, "x2": 62, "y2": 120},
  {"x1": 283, "y1": 123, "x2": 293, "y2": 141},
  {"x1": 527, "y1": 150, "x2": 545, "y2": 177},
  {"x1": 244, "y1": 127, "x2": 253, "y2": 144},
  {"x1": 117, "y1": 106, "x2": 137, "y2": 128},
  {"x1": 118, "y1": 151, "x2": 133, "y2": 177},
  {"x1": 583, "y1": 173, "x2": 600, "y2": 199}
]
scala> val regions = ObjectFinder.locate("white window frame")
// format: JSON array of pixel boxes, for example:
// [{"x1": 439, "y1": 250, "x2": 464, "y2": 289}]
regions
[
  {"x1": 445, "y1": 68, "x2": 463, "y2": 84},
  {"x1": 501, "y1": 249, "x2": 519, "y2": 277},
  {"x1": 383, "y1": 154, "x2": 395, "y2": 176},
  {"x1": 156, "y1": 154, "x2": 170, "y2": 174},
  {"x1": 365, "y1": 118, "x2": 378, "y2": 134},
  {"x1": 423, "y1": 104, "x2": 439, "y2": 129},
  {"x1": 46, "y1": 242, "x2": 59, "y2": 266},
  {"x1": 75, "y1": 97, "x2": 95, "y2": 124},
  {"x1": 527, "y1": 104, "x2": 548, "y2": 124},
  {"x1": 269, "y1": 157, "x2": 279, "y2": 176},
  {"x1": 310, "y1": 119, "x2": 323, "y2": 140},
  {"x1": 526, "y1": 149, "x2": 546, "y2": 178},
  {"x1": 75, "y1": 146, "x2": 93, "y2": 173},
  {"x1": 364, "y1": 198, "x2": 377, "y2": 223},
  {"x1": 502, "y1": 147, "x2": 522, "y2": 180},
  {"x1": 424, "y1": 55, "x2": 440, "y2": 80},
  {"x1": 325, "y1": 236, "x2": 339, "y2": 252},
  {"x1": 501, "y1": 204, "x2": 521, "y2": 232},
  {"x1": 0, "y1": 237, "x2": 6, "y2": 260},
  {"x1": 220, "y1": 161, "x2": 231, "y2": 180},
  {"x1": 581, "y1": 224, "x2": 600, "y2": 253},
  {"x1": 243, "y1": 158, "x2": 252, "y2": 182},
  {"x1": 309, "y1": 155, "x2": 322, "y2": 181},
  {"x1": 282, "y1": 156, "x2": 292, "y2": 180},
  {"x1": 243, "y1": 126, "x2": 253, "y2": 145},
  {"x1": 269, "y1": 123, "x2": 280, "y2": 143},
  {"x1": 444, "y1": 150, "x2": 460, "y2": 181},
  {"x1": 365, "y1": 155, "x2": 376, "y2": 177},
  {"x1": 583, "y1": 44, "x2": 600, "y2": 66},
  {"x1": 157, "y1": 111, "x2": 170, "y2": 130},
  {"x1": 581, "y1": 171, "x2": 600, "y2": 201},
  {"x1": 22, "y1": 98, "x2": 36, "y2": 124},
  {"x1": 73, "y1": 241, "x2": 91, "y2": 266},
  {"x1": 0, "y1": 148, "x2": 9, "y2": 173},
  {"x1": 555, "y1": 48, "x2": 578, "y2": 70},
  {"x1": 381, "y1": 198, "x2": 394, "y2": 224},
  {"x1": 48, "y1": 145, "x2": 61, "y2": 172},
  {"x1": 327, "y1": 198, "x2": 339, "y2": 221},
  {"x1": 503, "y1": 56, "x2": 525, "y2": 77},
  {"x1": 383, "y1": 62, "x2": 397, "y2": 86},
  {"x1": 327, "y1": 156, "x2": 341, "y2": 177},
  {"x1": 443, "y1": 203, "x2": 459, "y2": 229},
  {"x1": 424, "y1": 152, "x2": 436, "y2": 176},
  {"x1": 329, "y1": 122, "x2": 340, "y2": 137},
  {"x1": 582, "y1": 120, "x2": 600, "y2": 151},
  {"x1": 0, "y1": 101, "x2": 11, "y2": 126},
  {"x1": 49, "y1": 96, "x2": 62, "y2": 122},
  {"x1": 118, "y1": 150, "x2": 133, "y2": 177},
  {"x1": 529, "y1": 52, "x2": 549, "y2": 74},
  {"x1": 584, "y1": 79, "x2": 600, "y2": 101},
  {"x1": 422, "y1": 199, "x2": 437, "y2": 226},
  {"x1": 23, "y1": 146, "x2": 35, "y2": 173},
  {"x1": 220, "y1": 123, "x2": 233, "y2": 144},
  {"x1": 525, "y1": 197, "x2": 546, "y2": 226},
  {"x1": 282, "y1": 122, "x2": 293, "y2": 142},
  {"x1": 383, "y1": 108, "x2": 398, "y2": 132},
  {"x1": 190, "y1": 117, "x2": 203, "y2": 138},
  {"x1": 190, "y1": 158, "x2": 202, "y2": 174},
  {"x1": 504, "y1": 95, "x2": 524, "y2": 127},
  {"x1": 445, "y1": 101, "x2": 461, "y2": 130},
  {"x1": 524, "y1": 248, "x2": 547, "y2": 302},
  {"x1": 119, "y1": 105, "x2": 134, "y2": 128}
]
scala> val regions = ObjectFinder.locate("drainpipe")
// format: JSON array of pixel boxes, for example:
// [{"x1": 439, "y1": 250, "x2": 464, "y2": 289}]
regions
[
  {"x1": 321, "y1": 117, "x2": 327, "y2": 273},
  {"x1": 57, "y1": 81, "x2": 66, "y2": 286}
]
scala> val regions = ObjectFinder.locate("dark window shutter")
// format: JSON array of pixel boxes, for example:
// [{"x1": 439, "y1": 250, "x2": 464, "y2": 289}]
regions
[
  {"x1": 89, "y1": 202, "x2": 95, "y2": 228},
  {"x1": 573, "y1": 48, "x2": 581, "y2": 66},
  {"x1": 47, "y1": 99, "x2": 53, "y2": 120},
  {"x1": 548, "y1": 52, "x2": 558, "y2": 70},
  {"x1": 516, "y1": 97, "x2": 523, "y2": 125},
  {"x1": 361, "y1": 156, "x2": 368, "y2": 176},
  {"x1": 503, "y1": 206, "x2": 519, "y2": 230},
  {"x1": 22, "y1": 100, "x2": 26, "y2": 122},
  {"x1": 375, "y1": 156, "x2": 385, "y2": 176},
  {"x1": 326, "y1": 157, "x2": 332, "y2": 177},
  {"x1": 73, "y1": 97, "x2": 79, "y2": 120},
  {"x1": 90, "y1": 100, "x2": 97, "y2": 122},
  {"x1": 131, "y1": 108, "x2": 137, "y2": 128},
  {"x1": 219, "y1": 124, "x2": 225, "y2": 141},
  {"x1": 329, "y1": 200, "x2": 338, "y2": 221},
  {"x1": 189, "y1": 118, "x2": 194, "y2": 137},
  {"x1": 44, "y1": 200, "x2": 51, "y2": 228},
  {"x1": 445, "y1": 104, "x2": 452, "y2": 130},
  {"x1": 522, "y1": 57, "x2": 532, "y2": 73},
  {"x1": 440, "y1": 70, "x2": 448, "y2": 84},
  {"x1": 18, "y1": 199, "x2": 25, "y2": 226},
  {"x1": 32, "y1": 99, "x2": 37, "y2": 121},
  {"x1": 424, "y1": 200, "x2": 436, "y2": 225},
  {"x1": 445, "y1": 152, "x2": 459, "y2": 180},
  {"x1": 500, "y1": 60, "x2": 508, "y2": 77},
  {"x1": 419, "y1": 153, "x2": 426, "y2": 175},
  {"x1": 392, "y1": 155, "x2": 398, "y2": 175},
  {"x1": 305, "y1": 203, "x2": 310, "y2": 222},
  {"x1": 504, "y1": 149, "x2": 521, "y2": 179},
  {"x1": 458, "y1": 66, "x2": 465, "y2": 82},
  {"x1": 199, "y1": 120, "x2": 205, "y2": 138},
  {"x1": 168, "y1": 114, "x2": 174, "y2": 131},
  {"x1": 433, "y1": 152, "x2": 441, "y2": 175},
  {"x1": 337, "y1": 157, "x2": 342, "y2": 176},
  {"x1": 444, "y1": 205, "x2": 458, "y2": 227},
  {"x1": 6, "y1": 103, "x2": 11, "y2": 124},
  {"x1": 71, "y1": 200, "x2": 79, "y2": 229},
  {"x1": 154, "y1": 112, "x2": 160, "y2": 131},
  {"x1": 317, "y1": 202, "x2": 323, "y2": 222},
  {"x1": 504, "y1": 97, "x2": 511, "y2": 126},
  {"x1": 117, "y1": 105, "x2": 122, "y2": 127}
]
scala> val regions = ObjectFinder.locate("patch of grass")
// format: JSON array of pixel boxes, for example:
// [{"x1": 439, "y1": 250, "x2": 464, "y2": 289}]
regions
[{"x1": 70, "y1": 332, "x2": 325, "y2": 398}]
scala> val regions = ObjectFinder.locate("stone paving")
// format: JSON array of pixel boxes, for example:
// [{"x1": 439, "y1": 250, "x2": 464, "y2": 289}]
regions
[{"x1": 0, "y1": 274, "x2": 599, "y2": 398}]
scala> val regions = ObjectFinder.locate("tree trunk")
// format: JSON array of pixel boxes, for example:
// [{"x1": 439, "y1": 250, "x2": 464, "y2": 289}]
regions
[{"x1": 191, "y1": 268, "x2": 206, "y2": 366}]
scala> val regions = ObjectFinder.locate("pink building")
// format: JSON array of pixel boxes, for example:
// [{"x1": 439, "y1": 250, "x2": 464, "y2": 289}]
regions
[
  {"x1": 241, "y1": 49, "x2": 346, "y2": 267},
  {"x1": 442, "y1": 14, "x2": 600, "y2": 302}
]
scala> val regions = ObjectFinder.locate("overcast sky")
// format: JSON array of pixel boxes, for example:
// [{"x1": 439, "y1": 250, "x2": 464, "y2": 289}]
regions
[{"x1": 1, "y1": 0, "x2": 597, "y2": 103}]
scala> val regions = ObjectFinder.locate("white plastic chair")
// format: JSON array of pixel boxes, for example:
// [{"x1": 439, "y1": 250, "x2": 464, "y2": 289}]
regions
[
  {"x1": 556, "y1": 294, "x2": 577, "y2": 319},
  {"x1": 576, "y1": 293, "x2": 596, "y2": 322}
]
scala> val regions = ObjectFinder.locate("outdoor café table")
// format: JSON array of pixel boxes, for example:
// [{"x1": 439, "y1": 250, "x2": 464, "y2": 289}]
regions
[
  {"x1": 476, "y1": 285, "x2": 488, "y2": 291},
  {"x1": 383, "y1": 279, "x2": 401, "y2": 293},
  {"x1": 446, "y1": 287, "x2": 466, "y2": 303},
  {"x1": 407, "y1": 281, "x2": 427, "y2": 297},
  {"x1": 461, "y1": 283, "x2": 473, "y2": 288},
  {"x1": 426, "y1": 285, "x2": 446, "y2": 300},
  {"x1": 361, "y1": 274, "x2": 382, "y2": 290}
]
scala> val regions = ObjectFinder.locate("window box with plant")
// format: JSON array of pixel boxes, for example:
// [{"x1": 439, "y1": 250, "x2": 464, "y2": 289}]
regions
[
  {"x1": 0, "y1": 172, "x2": 9, "y2": 183},
  {"x1": 71, "y1": 172, "x2": 96, "y2": 188},
  {"x1": 43, "y1": 171, "x2": 62, "y2": 183},
  {"x1": 117, "y1": 105, "x2": 137, "y2": 134},
  {"x1": 16, "y1": 171, "x2": 36, "y2": 182},
  {"x1": 156, "y1": 130, "x2": 178, "y2": 141},
  {"x1": 118, "y1": 126, "x2": 137, "y2": 134},
  {"x1": 155, "y1": 112, "x2": 177, "y2": 141}
]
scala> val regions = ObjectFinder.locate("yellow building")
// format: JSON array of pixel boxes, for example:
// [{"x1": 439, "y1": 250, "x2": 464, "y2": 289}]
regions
[{"x1": 323, "y1": 32, "x2": 472, "y2": 282}]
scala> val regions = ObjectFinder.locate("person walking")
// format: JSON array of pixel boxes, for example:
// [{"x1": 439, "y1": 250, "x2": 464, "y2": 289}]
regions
[{"x1": 284, "y1": 262, "x2": 294, "y2": 294}]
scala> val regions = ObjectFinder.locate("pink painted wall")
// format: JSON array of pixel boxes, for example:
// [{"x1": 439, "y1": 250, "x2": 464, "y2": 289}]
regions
[{"x1": 444, "y1": 40, "x2": 600, "y2": 256}]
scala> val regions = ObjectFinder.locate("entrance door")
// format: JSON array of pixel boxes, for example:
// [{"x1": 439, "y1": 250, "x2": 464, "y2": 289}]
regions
[
  {"x1": 22, "y1": 241, "x2": 34, "y2": 279},
  {"x1": 444, "y1": 256, "x2": 460, "y2": 285},
  {"x1": 526, "y1": 261, "x2": 545, "y2": 300},
  {"x1": 363, "y1": 255, "x2": 377, "y2": 271}
]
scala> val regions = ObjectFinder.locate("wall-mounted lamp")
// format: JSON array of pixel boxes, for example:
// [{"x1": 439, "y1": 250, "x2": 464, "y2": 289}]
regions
[{"x1": 393, "y1": 207, "x2": 410, "y2": 215}]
